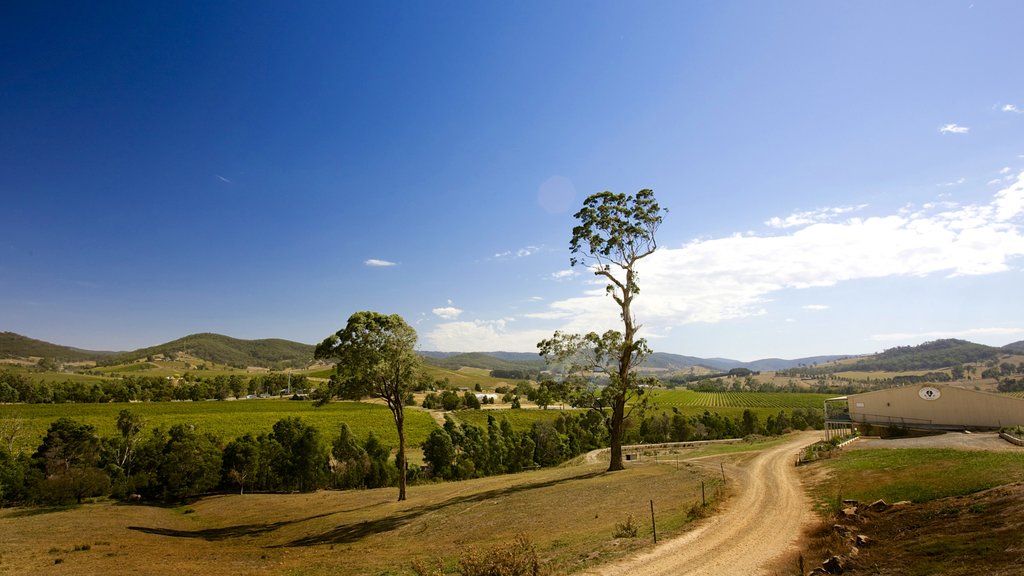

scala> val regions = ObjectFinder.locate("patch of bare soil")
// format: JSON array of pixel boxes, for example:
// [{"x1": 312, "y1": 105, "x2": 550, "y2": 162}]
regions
[
  {"x1": 848, "y1": 431, "x2": 1022, "y2": 453},
  {"x1": 799, "y1": 483, "x2": 1024, "y2": 576}
]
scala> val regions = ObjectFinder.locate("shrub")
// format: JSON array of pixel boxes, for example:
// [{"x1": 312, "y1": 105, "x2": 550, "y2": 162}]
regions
[
  {"x1": 613, "y1": 513, "x2": 639, "y2": 538},
  {"x1": 457, "y1": 534, "x2": 542, "y2": 576}
]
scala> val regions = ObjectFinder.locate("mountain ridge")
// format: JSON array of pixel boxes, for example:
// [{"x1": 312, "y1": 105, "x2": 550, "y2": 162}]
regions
[{"x1": 2, "y1": 331, "x2": 1020, "y2": 373}]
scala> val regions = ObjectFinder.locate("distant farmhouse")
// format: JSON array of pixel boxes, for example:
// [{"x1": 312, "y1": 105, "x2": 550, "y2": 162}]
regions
[{"x1": 824, "y1": 385, "x2": 1024, "y2": 439}]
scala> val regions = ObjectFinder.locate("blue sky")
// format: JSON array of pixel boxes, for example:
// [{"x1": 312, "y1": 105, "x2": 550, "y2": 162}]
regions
[{"x1": 2, "y1": 1, "x2": 1022, "y2": 361}]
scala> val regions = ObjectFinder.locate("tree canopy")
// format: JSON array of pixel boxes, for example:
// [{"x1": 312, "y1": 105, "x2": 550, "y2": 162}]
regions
[
  {"x1": 314, "y1": 311, "x2": 420, "y2": 501},
  {"x1": 540, "y1": 189, "x2": 665, "y2": 472}
]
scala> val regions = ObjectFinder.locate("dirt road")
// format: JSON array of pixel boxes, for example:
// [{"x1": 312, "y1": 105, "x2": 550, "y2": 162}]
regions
[{"x1": 585, "y1": 431, "x2": 819, "y2": 576}]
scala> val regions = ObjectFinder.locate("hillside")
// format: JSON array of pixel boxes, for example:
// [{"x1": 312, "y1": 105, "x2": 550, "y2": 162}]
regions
[
  {"x1": 644, "y1": 351, "x2": 850, "y2": 372},
  {"x1": 843, "y1": 339, "x2": 1000, "y2": 372},
  {"x1": 422, "y1": 352, "x2": 545, "y2": 373},
  {"x1": 102, "y1": 333, "x2": 315, "y2": 369},
  {"x1": 1003, "y1": 340, "x2": 1024, "y2": 354},
  {"x1": 0, "y1": 331, "x2": 115, "y2": 361}
]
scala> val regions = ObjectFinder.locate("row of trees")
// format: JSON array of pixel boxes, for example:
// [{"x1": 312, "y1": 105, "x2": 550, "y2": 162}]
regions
[
  {"x1": 0, "y1": 370, "x2": 308, "y2": 404},
  {"x1": 631, "y1": 408, "x2": 824, "y2": 444}
]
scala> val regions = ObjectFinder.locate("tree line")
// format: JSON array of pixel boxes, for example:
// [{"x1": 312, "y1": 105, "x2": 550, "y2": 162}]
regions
[{"x1": 0, "y1": 370, "x2": 307, "y2": 404}]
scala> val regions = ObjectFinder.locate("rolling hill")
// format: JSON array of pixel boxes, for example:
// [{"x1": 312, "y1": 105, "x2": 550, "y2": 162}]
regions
[
  {"x1": 0, "y1": 331, "x2": 116, "y2": 361},
  {"x1": 102, "y1": 333, "x2": 316, "y2": 369},
  {"x1": 842, "y1": 339, "x2": 1001, "y2": 371},
  {"x1": 3, "y1": 331, "x2": 1019, "y2": 375}
]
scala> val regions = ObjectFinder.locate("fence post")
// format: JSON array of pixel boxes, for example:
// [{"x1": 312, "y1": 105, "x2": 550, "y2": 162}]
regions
[{"x1": 650, "y1": 500, "x2": 657, "y2": 543}]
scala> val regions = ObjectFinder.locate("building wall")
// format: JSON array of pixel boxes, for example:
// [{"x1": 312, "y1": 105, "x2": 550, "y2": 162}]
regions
[{"x1": 846, "y1": 385, "x2": 1024, "y2": 429}]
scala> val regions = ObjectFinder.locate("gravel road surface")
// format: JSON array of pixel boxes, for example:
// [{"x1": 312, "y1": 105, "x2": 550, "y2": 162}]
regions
[{"x1": 584, "y1": 431, "x2": 820, "y2": 576}]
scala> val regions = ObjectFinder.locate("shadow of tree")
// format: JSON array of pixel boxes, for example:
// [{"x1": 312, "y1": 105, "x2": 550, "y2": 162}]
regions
[
  {"x1": 279, "y1": 470, "x2": 605, "y2": 547},
  {"x1": 128, "y1": 511, "x2": 336, "y2": 541},
  {"x1": 126, "y1": 470, "x2": 605, "y2": 546}
]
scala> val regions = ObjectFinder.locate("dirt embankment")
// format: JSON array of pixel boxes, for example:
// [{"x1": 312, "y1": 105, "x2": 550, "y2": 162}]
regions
[{"x1": 585, "y1": 431, "x2": 820, "y2": 576}]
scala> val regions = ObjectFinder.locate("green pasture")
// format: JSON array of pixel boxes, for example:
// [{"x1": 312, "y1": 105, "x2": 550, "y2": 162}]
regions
[
  {"x1": 450, "y1": 408, "x2": 572, "y2": 432},
  {"x1": 0, "y1": 400, "x2": 438, "y2": 455},
  {"x1": 812, "y1": 448, "x2": 1024, "y2": 508}
]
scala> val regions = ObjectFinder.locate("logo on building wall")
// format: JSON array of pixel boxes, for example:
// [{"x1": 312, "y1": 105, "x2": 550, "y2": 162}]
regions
[{"x1": 918, "y1": 386, "x2": 941, "y2": 401}]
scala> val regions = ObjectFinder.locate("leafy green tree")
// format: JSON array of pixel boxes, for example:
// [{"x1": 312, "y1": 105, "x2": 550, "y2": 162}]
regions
[
  {"x1": 222, "y1": 433, "x2": 261, "y2": 494},
  {"x1": 315, "y1": 311, "x2": 421, "y2": 500},
  {"x1": 157, "y1": 424, "x2": 222, "y2": 502},
  {"x1": 362, "y1": 432, "x2": 396, "y2": 489},
  {"x1": 270, "y1": 417, "x2": 327, "y2": 492},
  {"x1": 538, "y1": 189, "x2": 664, "y2": 472},
  {"x1": 331, "y1": 423, "x2": 369, "y2": 489},
  {"x1": 0, "y1": 446, "x2": 29, "y2": 504},
  {"x1": 31, "y1": 417, "x2": 109, "y2": 504},
  {"x1": 422, "y1": 428, "x2": 456, "y2": 479}
]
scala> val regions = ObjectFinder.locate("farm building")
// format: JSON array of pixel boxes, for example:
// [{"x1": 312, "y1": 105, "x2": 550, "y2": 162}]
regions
[{"x1": 824, "y1": 385, "x2": 1024, "y2": 439}]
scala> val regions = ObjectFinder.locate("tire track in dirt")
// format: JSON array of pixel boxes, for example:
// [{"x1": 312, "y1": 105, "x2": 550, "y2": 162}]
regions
[{"x1": 584, "y1": 431, "x2": 819, "y2": 576}]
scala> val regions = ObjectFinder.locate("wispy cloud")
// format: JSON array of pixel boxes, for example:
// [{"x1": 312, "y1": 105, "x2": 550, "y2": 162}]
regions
[
  {"x1": 364, "y1": 259, "x2": 397, "y2": 267},
  {"x1": 765, "y1": 205, "x2": 867, "y2": 229},
  {"x1": 540, "y1": 172, "x2": 1024, "y2": 336},
  {"x1": 493, "y1": 245, "x2": 542, "y2": 260},
  {"x1": 939, "y1": 123, "x2": 969, "y2": 134},
  {"x1": 426, "y1": 318, "x2": 551, "y2": 352},
  {"x1": 432, "y1": 306, "x2": 463, "y2": 320},
  {"x1": 1002, "y1": 104, "x2": 1022, "y2": 114},
  {"x1": 550, "y1": 269, "x2": 577, "y2": 281},
  {"x1": 802, "y1": 304, "x2": 829, "y2": 311},
  {"x1": 938, "y1": 177, "x2": 966, "y2": 187},
  {"x1": 216, "y1": 175, "x2": 232, "y2": 183}
]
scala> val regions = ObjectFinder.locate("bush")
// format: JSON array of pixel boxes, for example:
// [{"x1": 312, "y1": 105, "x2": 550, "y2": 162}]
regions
[
  {"x1": 456, "y1": 534, "x2": 542, "y2": 576},
  {"x1": 613, "y1": 513, "x2": 639, "y2": 538}
]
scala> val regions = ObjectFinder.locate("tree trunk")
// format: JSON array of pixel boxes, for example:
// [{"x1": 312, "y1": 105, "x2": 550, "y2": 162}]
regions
[
  {"x1": 607, "y1": 395, "x2": 626, "y2": 472},
  {"x1": 396, "y1": 408, "x2": 407, "y2": 501}
]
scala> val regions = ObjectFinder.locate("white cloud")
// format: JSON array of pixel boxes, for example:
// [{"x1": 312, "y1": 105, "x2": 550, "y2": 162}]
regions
[
  {"x1": 541, "y1": 173, "x2": 1024, "y2": 335},
  {"x1": 802, "y1": 304, "x2": 829, "y2": 311},
  {"x1": 432, "y1": 306, "x2": 463, "y2": 320},
  {"x1": 939, "y1": 123, "x2": 969, "y2": 134},
  {"x1": 426, "y1": 318, "x2": 551, "y2": 352},
  {"x1": 939, "y1": 177, "x2": 966, "y2": 187},
  {"x1": 550, "y1": 269, "x2": 577, "y2": 281},
  {"x1": 364, "y1": 259, "x2": 397, "y2": 267},
  {"x1": 765, "y1": 205, "x2": 867, "y2": 229},
  {"x1": 216, "y1": 175, "x2": 232, "y2": 183},
  {"x1": 1000, "y1": 166, "x2": 1012, "y2": 175},
  {"x1": 1002, "y1": 104, "x2": 1022, "y2": 114},
  {"x1": 529, "y1": 296, "x2": 544, "y2": 302},
  {"x1": 492, "y1": 246, "x2": 542, "y2": 260},
  {"x1": 989, "y1": 178, "x2": 1004, "y2": 185}
]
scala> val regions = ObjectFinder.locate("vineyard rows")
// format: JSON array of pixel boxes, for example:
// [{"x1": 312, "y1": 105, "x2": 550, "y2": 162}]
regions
[{"x1": 650, "y1": 390, "x2": 831, "y2": 410}]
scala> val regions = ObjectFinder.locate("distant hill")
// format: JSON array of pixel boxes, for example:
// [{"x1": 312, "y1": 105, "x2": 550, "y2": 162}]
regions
[
  {"x1": 422, "y1": 352, "x2": 545, "y2": 372},
  {"x1": 844, "y1": 339, "x2": 1000, "y2": 372},
  {"x1": 0, "y1": 332, "x2": 116, "y2": 362},
  {"x1": 642, "y1": 352, "x2": 849, "y2": 373},
  {"x1": 1003, "y1": 341, "x2": 1024, "y2": 354},
  {"x1": 104, "y1": 333, "x2": 315, "y2": 369}
]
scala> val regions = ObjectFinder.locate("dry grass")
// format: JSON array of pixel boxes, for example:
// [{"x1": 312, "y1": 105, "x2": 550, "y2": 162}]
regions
[{"x1": 0, "y1": 457, "x2": 719, "y2": 575}]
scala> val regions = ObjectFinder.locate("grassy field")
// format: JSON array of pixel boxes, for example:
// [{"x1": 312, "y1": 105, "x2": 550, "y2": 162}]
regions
[
  {"x1": 1, "y1": 400, "x2": 439, "y2": 454},
  {"x1": 808, "y1": 448, "x2": 1024, "y2": 507},
  {"x1": 449, "y1": 408, "x2": 571, "y2": 431},
  {"x1": 645, "y1": 389, "x2": 829, "y2": 422},
  {"x1": 0, "y1": 449, "x2": 727, "y2": 575}
]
